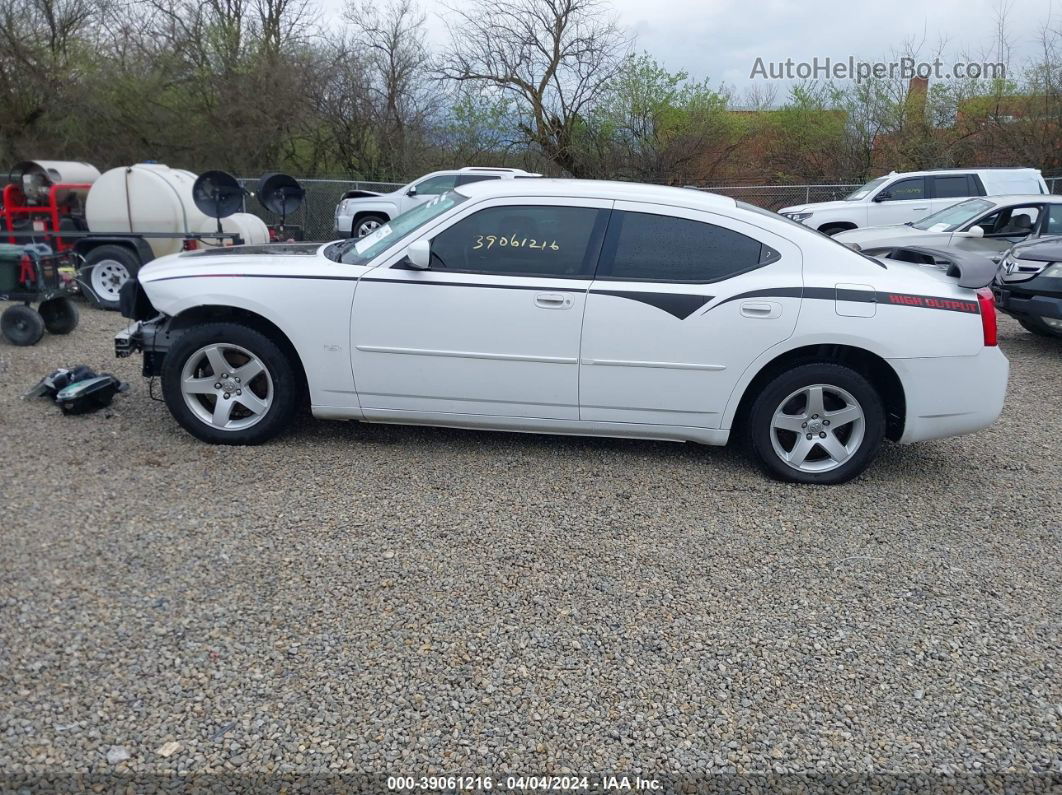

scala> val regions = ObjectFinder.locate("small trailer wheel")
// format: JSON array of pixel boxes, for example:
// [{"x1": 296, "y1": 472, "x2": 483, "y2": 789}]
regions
[
  {"x1": 1, "y1": 304, "x2": 46, "y2": 346},
  {"x1": 39, "y1": 297, "x2": 80, "y2": 335}
]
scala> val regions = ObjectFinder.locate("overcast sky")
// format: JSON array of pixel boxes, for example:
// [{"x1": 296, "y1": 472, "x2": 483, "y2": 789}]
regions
[{"x1": 319, "y1": 0, "x2": 1058, "y2": 101}]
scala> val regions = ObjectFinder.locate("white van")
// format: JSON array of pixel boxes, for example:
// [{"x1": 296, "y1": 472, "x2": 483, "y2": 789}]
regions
[{"x1": 779, "y1": 168, "x2": 1049, "y2": 235}]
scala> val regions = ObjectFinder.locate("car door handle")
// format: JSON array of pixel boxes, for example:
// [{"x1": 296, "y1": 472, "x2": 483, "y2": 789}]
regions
[
  {"x1": 534, "y1": 293, "x2": 573, "y2": 310},
  {"x1": 912, "y1": 207, "x2": 928, "y2": 211},
  {"x1": 740, "y1": 301, "x2": 782, "y2": 319}
]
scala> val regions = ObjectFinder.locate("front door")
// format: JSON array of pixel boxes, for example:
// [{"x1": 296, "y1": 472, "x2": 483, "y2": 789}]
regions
[
  {"x1": 873, "y1": 177, "x2": 931, "y2": 225},
  {"x1": 351, "y1": 198, "x2": 611, "y2": 420},
  {"x1": 579, "y1": 202, "x2": 802, "y2": 427}
]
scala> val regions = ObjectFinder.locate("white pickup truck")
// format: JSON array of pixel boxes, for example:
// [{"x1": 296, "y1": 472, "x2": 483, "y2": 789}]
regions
[
  {"x1": 779, "y1": 168, "x2": 1049, "y2": 235},
  {"x1": 335, "y1": 167, "x2": 540, "y2": 237}
]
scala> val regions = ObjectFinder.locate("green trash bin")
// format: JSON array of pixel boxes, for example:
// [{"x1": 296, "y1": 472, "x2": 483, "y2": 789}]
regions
[{"x1": 0, "y1": 243, "x2": 25, "y2": 292}]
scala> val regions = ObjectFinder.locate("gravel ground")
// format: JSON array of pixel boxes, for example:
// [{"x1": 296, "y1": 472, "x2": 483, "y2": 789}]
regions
[{"x1": 0, "y1": 302, "x2": 1059, "y2": 788}]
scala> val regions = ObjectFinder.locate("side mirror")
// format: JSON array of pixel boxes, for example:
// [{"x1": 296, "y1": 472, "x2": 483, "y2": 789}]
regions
[
  {"x1": 407, "y1": 186, "x2": 417, "y2": 197},
  {"x1": 405, "y1": 238, "x2": 431, "y2": 269},
  {"x1": 965, "y1": 225, "x2": 985, "y2": 238},
  {"x1": 873, "y1": 192, "x2": 891, "y2": 203}
]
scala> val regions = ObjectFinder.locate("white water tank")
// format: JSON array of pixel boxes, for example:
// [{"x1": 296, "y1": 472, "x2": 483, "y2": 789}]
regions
[{"x1": 85, "y1": 164, "x2": 268, "y2": 258}]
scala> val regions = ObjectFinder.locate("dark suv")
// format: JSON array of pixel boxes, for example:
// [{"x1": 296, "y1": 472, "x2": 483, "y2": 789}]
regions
[{"x1": 993, "y1": 237, "x2": 1062, "y2": 338}]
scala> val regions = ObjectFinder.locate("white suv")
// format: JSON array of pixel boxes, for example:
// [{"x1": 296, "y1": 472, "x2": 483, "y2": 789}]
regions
[
  {"x1": 779, "y1": 168, "x2": 1048, "y2": 235},
  {"x1": 335, "y1": 167, "x2": 540, "y2": 237}
]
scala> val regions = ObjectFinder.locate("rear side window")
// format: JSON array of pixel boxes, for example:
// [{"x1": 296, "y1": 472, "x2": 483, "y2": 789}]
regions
[
  {"x1": 597, "y1": 211, "x2": 772, "y2": 283},
  {"x1": 429, "y1": 205, "x2": 606, "y2": 278},
  {"x1": 1045, "y1": 205, "x2": 1062, "y2": 236},
  {"x1": 933, "y1": 175, "x2": 974, "y2": 199}
]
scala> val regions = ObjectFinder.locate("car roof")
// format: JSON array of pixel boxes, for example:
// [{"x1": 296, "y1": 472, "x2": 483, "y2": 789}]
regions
[
  {"x1": 453, "y1": 178, "x2": 737, "y2": 210},
  {"x1": 883, "y1": 167, "x2": 1042, "y2": 178}
]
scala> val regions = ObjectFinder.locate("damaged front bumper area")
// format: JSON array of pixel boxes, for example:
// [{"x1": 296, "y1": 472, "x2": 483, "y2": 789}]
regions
[{"x1": 114, "y1": 318, "x2": 170, "y2": 376}]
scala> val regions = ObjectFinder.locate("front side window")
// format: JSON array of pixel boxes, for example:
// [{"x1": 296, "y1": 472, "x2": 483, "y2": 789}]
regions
[
  {"x1": 989, "y1": 206, "x2": 1040, "y2": 237},
  {"x1": 881, "y1": 178, "x2": 925, "y2": 201},
  {"x1": 429, "y1": 205, "x2": 606, "y2": 278},
  {"x1": 414, "y1": 174, "x2": 458, "y2": 195},
  {"x1": 456, "y1": 174, "x2": 502, "y2": 186},
  {"x1": 598, "y1": 211, "x2": 769, "y2": 283},
  {"x1": 845, "y1": 177, "x2": 888, "y2": 201},
  {"x1": 934, "y1": 175, "x2": 973, "y2": 199}
]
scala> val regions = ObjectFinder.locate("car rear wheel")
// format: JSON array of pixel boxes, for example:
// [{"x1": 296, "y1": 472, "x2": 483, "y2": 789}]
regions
[
  {"x1": 1018, "y1": 316, "x2": 1062, "y2": 339},
  {"x1": 353, "y1": 213, "x2": 388, "y2": 238},
  {"x1": 747, "y1": 363, "x2": 885, "y2": 485},
  {"x1": 161, "y1": 322, "x2": 299, "y2": 445}
]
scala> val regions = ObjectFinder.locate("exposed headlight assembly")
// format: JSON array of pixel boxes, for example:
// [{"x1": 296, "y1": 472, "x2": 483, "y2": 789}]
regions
[
  {"x1": 783, "y1": 212, "x2": 813, "y2": 223},
  {"x1": 1040, "y1": 263, "x2": 1062, "y2": 278}
]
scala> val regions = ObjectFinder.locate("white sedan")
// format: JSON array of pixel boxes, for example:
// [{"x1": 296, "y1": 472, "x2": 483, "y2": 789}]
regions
[{"x1": 115, "y1": 180, "x2": 1008, "y2": 484}]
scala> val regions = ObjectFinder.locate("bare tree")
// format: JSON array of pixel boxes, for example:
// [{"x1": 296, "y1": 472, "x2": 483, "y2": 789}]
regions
[{"x1": 439, "y1": 0, "x2": 628, "y2": 176}]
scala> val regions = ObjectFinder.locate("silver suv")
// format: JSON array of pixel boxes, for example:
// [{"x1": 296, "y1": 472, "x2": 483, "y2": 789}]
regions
[{"x1": 335, "y1": 167, "x2": 540, "y2": 237}]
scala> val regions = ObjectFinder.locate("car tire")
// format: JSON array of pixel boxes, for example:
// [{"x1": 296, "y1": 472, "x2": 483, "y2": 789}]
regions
[
  {"x1": 746, "y1": 362, "x2": 885, "y2": 485},
  {"x1": 161, "y1": 322, "x2": 299, "y2": 445},
  {"x1": 38, "y1": 297, "x2": 80, "y2": 335},
  {"x1": 353, "y1": 214, "x2": 388, "y2": 238},
  {"x1": 1, "y1": 304, "x2": 45, "y2": 346},
  {"x1": 1018, "y1": 316, "x2": 1062, "y2": 339},
  {"x1": 80, "y1": 245, "x2": 141, "y2": 310}
]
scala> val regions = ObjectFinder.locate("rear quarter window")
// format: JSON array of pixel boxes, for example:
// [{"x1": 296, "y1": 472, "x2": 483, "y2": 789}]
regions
[{"x1": 597, "y1": 211, "x2": 773, "y2": 283}]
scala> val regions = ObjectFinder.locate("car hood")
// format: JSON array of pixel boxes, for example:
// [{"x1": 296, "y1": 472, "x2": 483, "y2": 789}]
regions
[
  {"x1": 1009, "y1": 236, "x2": 1062, "y2": 263},
  {"x1": 834, "y1": 225, "x2": 949, "y2": 248},
  {"x1": 139, "y1": 243, "x2": 331, "y2": 283}
]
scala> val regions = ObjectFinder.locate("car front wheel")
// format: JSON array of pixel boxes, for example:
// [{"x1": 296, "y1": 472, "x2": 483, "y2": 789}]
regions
[
  {"x1": 747, "y1": 363, "x2": 885, "y2": 485},
  {"x1": 1018, "y1": 316, "x2": 1062, "y2": 339},
  {"x1": 353, "y1": 213, "x2": 388, "y2": 238},
  {"x1": 161, "y1": 322, "x2": 299, "y2": 444}
]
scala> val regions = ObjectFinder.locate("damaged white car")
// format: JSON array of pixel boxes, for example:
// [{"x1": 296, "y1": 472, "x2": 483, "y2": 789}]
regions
[{"x1": 117, "y1": 179, "x2": 1008, "y2": 484}]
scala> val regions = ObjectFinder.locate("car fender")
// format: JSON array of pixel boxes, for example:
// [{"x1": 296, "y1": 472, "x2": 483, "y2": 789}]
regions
[
  {"x1": 719, "y1": 329, "x2": 901, "y2": 431},
  {"x1": 341, "y1": 198, "x2": 399, "y2": 217},
  {"x1": 144, "y1": 280, "x2": 360, "y2": 411}
]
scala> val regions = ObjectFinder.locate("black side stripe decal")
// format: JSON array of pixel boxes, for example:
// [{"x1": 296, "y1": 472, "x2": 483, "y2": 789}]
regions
[{"x1": 590, "y1": 290, "x2": 712, "y2": 319}]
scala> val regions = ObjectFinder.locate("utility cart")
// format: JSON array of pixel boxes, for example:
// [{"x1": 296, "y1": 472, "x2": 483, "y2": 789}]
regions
[{"x1": 0, "y1": 243, "x2": 80, "y2": 345}]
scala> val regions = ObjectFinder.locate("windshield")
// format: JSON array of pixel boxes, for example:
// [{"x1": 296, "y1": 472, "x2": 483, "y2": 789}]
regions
[
  {"x1": 911, "y1": 198, "x2": 994, "y2": 232},
  {"x1": 333, "y1": 192, "x2": 467, "y2": 264},
  {"x1": 844, "y1": 177, "x2": 889, "y2": 201}
]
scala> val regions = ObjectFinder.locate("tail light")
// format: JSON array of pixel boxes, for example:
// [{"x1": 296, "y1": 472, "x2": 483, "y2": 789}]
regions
[{"x1": 977, "y1": 288, "x2": 997, "y2": 346}]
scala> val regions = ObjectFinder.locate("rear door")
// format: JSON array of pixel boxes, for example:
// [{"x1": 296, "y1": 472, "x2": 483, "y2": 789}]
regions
[
  {"x1": 579, "y1": 203, "x2": 802, "y2": 428},
  {"x1": 929, "y1": 174, "x2": 977, "y2": 213}
]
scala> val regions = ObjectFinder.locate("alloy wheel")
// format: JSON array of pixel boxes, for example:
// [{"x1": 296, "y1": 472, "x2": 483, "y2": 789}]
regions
[
  {"x1": 180, "y1": 343, "x2": 274, "y2": 430},
  {"x1": 769, "y1": 384, "x2": 866, "y2": 473}
]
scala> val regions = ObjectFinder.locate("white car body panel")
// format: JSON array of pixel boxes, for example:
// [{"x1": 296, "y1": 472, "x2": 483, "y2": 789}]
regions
[{"x1": 134, "y1": 179, "x2": 1009, "y2": 450}]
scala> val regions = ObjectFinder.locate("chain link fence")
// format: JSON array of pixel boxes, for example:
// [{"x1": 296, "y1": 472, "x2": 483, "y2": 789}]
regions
[{"x1": 241, "y1": 175, "x2": 1062, "y2": 242}]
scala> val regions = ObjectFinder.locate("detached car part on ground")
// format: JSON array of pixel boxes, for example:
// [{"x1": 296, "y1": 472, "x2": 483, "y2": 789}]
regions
[
  {"x1": 992, "y1": 236, "x2": 1062, "y2": 339},
  {"x1": 116, "y1": 179, "x2": 1007, "y2": 485}
]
